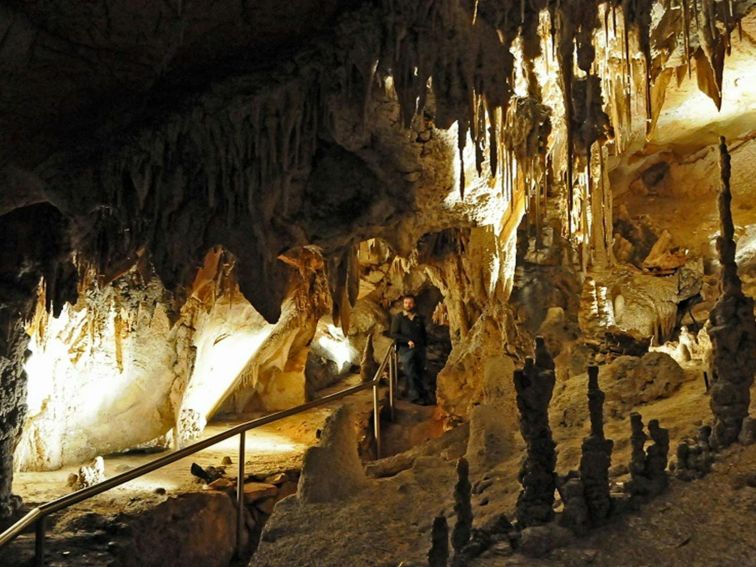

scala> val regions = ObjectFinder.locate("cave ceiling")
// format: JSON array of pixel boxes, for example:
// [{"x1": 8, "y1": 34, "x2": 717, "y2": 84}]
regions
[
  {"x1": 0, "y1": 0, "x2": 361, "y2": 168},
  {"x1": 0, "y1": 0, "x2": 754, "y2": 324}
]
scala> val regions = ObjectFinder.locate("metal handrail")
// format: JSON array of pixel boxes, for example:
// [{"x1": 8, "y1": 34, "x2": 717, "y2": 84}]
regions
[{"x1": 0, "y1": 341, "x2": 399, "y2": 565}]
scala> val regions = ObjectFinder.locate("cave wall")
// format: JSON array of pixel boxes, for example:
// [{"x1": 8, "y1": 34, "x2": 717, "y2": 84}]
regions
[{"x1": 14, "y1": 270, "x2": 184, "y2": 470}]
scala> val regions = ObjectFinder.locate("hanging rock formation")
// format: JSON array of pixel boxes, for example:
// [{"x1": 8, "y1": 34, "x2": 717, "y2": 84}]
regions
[
  {"x1": 707, "y1": 137, "x2": 756, "y2": 448},
  {"x1": 0, "y1": 0, "x2": 753, "y2": 520}
]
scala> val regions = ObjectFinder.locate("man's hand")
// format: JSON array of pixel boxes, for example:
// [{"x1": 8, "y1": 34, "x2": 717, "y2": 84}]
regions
[{"x1": 408, "y1": 340, "x2": 415, "y2": 349}]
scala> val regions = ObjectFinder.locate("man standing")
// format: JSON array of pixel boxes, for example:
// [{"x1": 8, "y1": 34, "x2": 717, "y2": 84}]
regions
[{"x1": 390, "y1": 294, "x2": 431, "y2": 404}]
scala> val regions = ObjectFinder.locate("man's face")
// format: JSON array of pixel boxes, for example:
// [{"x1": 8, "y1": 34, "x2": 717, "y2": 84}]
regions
[{"x1": 403, "y1": 297, "x2": 416, "y2": 312}]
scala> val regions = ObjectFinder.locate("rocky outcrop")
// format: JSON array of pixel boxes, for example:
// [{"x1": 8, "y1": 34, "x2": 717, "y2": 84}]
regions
[
  {"x1": 0, "y1": 203, "x2": 76, "y2": 515},
  {"x1": 552, "y1": 351, "x2": 686, "y2": 429},
  {"x1": 465, "y1": 356, "x2": 518, "y2": 475},
  {"x1": 120, "y1": 492, "x2": 241, "y2": 567},
  {"x1": 297, "y1": 406, "x2": 367, "y2": 504}
]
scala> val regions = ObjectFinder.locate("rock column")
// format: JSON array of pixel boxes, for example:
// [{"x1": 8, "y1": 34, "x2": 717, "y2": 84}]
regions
[
  {"x1": 0, "y1": 317, "x2": 30, "y2": 518},
  {"x1": 578, "y1": 365, "x2": 613, "y2": 525},
  {"x1": 514, "y1": 338, "x2": 557, "y2": 527},
  {"x1": 708, "y1": 137, "x2": 756, "y2": 447}
]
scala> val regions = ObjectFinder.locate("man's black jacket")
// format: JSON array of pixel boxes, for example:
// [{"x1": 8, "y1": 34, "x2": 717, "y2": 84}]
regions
[{"x1": 390, "y1": 312, "x2": 427, "y2": 349}]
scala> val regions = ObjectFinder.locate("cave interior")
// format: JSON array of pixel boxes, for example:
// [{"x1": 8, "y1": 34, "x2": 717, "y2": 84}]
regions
[{"x1": 0, "y1": 1, "x2": 755, "y2": 566}]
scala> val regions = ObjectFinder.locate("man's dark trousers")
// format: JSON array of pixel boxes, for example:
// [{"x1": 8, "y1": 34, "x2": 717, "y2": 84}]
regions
[{"x1": 398, "y1": 345, "x2": 427, "y2": 402}]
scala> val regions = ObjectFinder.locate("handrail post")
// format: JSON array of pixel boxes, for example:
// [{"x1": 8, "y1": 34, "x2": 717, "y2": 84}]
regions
[
  {"x1": 388, "y1": 344, "x2": 396, "y2": 422},
  {"x1": 392, "y1": 345, "x2": 399, "y2": 407},
  {"x1": 34, "y1": 516, "x2": 45, "y2": 567},
  {"x1": 372, "y1": 382, "x2": 381, "y2": 459},
  {"x1": 236, "y1": 431, "x2": 246, "y2": 559}
]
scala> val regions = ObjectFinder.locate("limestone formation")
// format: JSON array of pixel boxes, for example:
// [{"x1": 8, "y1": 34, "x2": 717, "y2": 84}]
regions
[
  {"x1": 359, "y1": 333, "x2": 378, "y2": 383},
  {"x1": 578, "y1": 366, "x2": 613, "y2": 526},
  {"x1": 428, "y1": 514, "x2": 449, "y2": 567},
  {"x1": 297, "y1": 406, "x2": 367, "y2": 504},
  {"x1": 451, "y1": 457, "x2": 472, "y2": 557},
  {"x1": 674, "y1": 425, "x2": 714, "y2": 481},
  {"x1": 645, "y1": 420, "x2": 670, "y2": 493},
  {"x1": 627, "y1": 413, "x2": 670, "y2": 499},
  {"x1": 465, "y1": 356, "x2": 518, "y2": 475},
  {"x1": 738, "y1": 417, "x2": 756, "y2": 446},
  {"x1": 707, "y1": 137, "x2": 756, "y2": 448},
  {"x1": 69, "y1": 456, "x2": 106, "y2": 490},
  {"x1": 556, "y1": 472, "x2": 589, "y2": 535},
  {"x1": 514, "y1": 343, "x2": 557, "y2": 527},
  {"x1": 629, "y1": 413, "x2": 649, "y2": 487}
]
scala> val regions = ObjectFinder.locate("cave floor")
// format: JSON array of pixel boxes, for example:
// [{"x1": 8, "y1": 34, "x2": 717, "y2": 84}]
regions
[
  {"x1": 470, "y1": 442, "x2": 756, "y2": 567},
  {"x1": 10, "y1": 374, "x2": 388, "y2": 521},
  {"x1": 254, "y1": 358, "x2": 756, "y2": 566}
]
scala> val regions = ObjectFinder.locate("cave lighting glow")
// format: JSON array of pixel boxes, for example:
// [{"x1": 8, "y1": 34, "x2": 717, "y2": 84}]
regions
[
  {"x1": 23, "y1": 304, "x2": 113, "y2": 421},
  {"x1": 24, "y1": 329, "x2": 69, "y2": 417},
  {"x1": 207, "y1": 428, "x2": 303, "y2": 455},
  {"x1": 181, "y1": 327, "x2": 272, "y2": 421},
  {"x1": 317, "y1": 324, "x2": 356, "y2": 373}
]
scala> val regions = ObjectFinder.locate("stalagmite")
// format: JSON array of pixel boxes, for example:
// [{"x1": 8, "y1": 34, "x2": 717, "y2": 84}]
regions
[
  {"x1": 707, "y1": 137, "x2": 756, "y2": 448},
  {"x1": 628, "y1": 412, "x2": 648, "y2": 493},
  {"x1": 451, "y1": 457, "x2": 472, "y2": 558},
  {"x1": 359, "y1": 334, "x2": 378, "y2": 383},
  {"x1": 428, "y1": 514, "x2": 450, "y2": 567},
  {"x1": 579, "y1": 365, "x2": 613, "y2": 526},
  {"x1": 674, "y1": 425, "x2": 714, "y2": 481},
  {"x1": 514, "y1": 340, "x2": 557, "y2": 527},
  {"x1": 628, "y1": 413, "x2": 670, "y2": 499}
]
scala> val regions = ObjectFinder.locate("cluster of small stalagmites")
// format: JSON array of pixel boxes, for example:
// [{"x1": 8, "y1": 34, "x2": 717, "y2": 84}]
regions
[
  {"x1": 707, "y1": 137, "x2": 756, "y2": 448},
  {"x1": 514, "y1": 336, "x2": 557, "y2": 527},
  {"x1": 424, "y1": 457, "x2": 488, "y2": 567},
  {"x1": 672, "y1": 425, "x2": 714, "y2": 481},
  {"x1": 627, "y1": 413, "x2": 670, "y2": 500}
]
